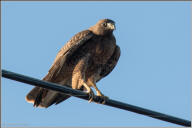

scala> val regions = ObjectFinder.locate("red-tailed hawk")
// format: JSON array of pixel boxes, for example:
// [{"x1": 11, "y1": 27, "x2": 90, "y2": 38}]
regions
[{"x1": 26, "y1": 19, "x2": 121, "y2": 108}]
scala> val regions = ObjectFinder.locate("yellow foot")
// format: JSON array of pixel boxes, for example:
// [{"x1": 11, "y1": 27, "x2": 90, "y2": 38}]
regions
[
  {"x1": 99, "y1": 95, "x2": 109, "y2": 104},
  {"x1": 87, "y1": 89, "x2": 95, "y2": 103},
  {"x1": 97, "y1": 92, "x2": 109, "y2": 104}
]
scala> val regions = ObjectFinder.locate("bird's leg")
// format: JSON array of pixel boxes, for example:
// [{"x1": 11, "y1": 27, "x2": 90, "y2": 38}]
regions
[
  {"x1": 81, "y1": 82, "x2": 94, "y2": 103},
  {"x1": 72, "y1": 53, "x2": 95, "y2": 102},
  {"x1": 89, "y1": 80, "x2": 109, "y2": 104},
  {"x1": 72, "y1": 75, "x2": 95, "y2": 102}
]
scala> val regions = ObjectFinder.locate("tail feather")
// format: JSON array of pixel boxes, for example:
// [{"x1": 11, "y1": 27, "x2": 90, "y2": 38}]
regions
[
  {"x1": 55, "y1": 94, "x2": 71, "y2": 105},
  {"x1": 26, "y1": 87, "x2": 71, "y2": 108},
  {"x1": 25, "y1": 87, "x2": 41, "y2": 104},
  {"x1": 33, "y1": 88, "x2": 47, "y2": 107}
]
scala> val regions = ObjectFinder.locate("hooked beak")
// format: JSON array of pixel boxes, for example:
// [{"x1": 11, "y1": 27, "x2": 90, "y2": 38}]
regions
[{"x1": 107, "y1": 22, "x2": 115, "y2": 30}]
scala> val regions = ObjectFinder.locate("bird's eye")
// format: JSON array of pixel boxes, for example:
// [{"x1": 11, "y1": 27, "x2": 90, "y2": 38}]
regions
[{"x1": 103, "y1": 23, "x2": 107, "y2": 27}]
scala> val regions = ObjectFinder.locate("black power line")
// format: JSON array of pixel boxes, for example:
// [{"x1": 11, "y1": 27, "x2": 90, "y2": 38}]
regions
[{"x1": 2, "y1": 69, "x2": 191, "y2": 127}]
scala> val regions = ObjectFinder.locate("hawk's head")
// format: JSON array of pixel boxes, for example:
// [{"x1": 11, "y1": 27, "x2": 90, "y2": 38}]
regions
[{"x1": 89, "y1": 19, "x2": 115, "y2": 36}]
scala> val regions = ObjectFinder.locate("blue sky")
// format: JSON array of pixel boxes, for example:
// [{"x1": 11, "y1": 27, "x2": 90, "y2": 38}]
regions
[{"x1": 1, "y1": 1, "x2": 191, "y2": 127}]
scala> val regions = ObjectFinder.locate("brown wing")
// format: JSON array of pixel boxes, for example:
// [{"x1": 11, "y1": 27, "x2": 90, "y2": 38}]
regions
[
  {"x1": 45, "y1": 30, "x2": 94, "y2": 81},
  {"x1": 26, "y1": 30, "x2": 94, "y2": 107},
  {"x1": 98, "y1": 45, "x2": 121, "y2": 81}
]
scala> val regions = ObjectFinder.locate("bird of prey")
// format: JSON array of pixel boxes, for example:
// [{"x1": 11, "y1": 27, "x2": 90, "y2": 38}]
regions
[{"x1": 26, "y1": 19, "x2": 121, "y2": 108}]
